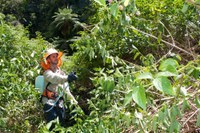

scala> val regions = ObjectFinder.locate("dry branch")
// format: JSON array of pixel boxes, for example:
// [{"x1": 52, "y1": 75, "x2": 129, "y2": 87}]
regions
[{"x1": 129, "y1": 26, "x2": 195, "y2": 58}]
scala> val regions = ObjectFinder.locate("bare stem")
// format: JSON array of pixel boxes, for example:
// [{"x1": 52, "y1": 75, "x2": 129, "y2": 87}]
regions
[{"x1": 128, "y1": 26, "x2": 195, "y2": 58}]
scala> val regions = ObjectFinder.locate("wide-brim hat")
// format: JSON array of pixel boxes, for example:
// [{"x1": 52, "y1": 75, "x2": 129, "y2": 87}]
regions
[
  {"x1": 44, "y1": 48, "x2": 62, "y2": 59},
  {"x1": 41, "y1": 48, "x2": 63, "y2": 70}
]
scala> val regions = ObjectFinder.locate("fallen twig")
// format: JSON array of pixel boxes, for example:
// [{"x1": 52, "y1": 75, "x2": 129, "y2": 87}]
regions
[{"x1": 183, "y1": 109, "x2": 199, "y2": 126}]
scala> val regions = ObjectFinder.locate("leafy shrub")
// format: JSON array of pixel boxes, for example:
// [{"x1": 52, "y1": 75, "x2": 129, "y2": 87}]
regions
[
  {"x1": 0, "y1": 0, "x2": 200, "y2": 132},
  {"x1": 0, "y1": 13, "x2": 48, "y2": 132},
  {"x1": 65, "y1": 0, "x2": 200, "y2": 132}
]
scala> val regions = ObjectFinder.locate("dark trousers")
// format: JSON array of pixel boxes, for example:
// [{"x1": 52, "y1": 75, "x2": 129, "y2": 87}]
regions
[{"x1": 43, "y1": 103, "x2": 66, "y2": 129}]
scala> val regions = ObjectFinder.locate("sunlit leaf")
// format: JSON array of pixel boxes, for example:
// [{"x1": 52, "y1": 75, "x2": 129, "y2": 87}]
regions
[
  {"x1": 180, "y1": 86, "x2": 187, "y2": 96},
  {"x1": 124, "y1": 90, "x2": 133, "y2": 106},
  {"x1": 102, "y1": 78, "x2": 115, "y2": 92},
  {"x1": 132, "y1": 85, "x2": 146, "y2": 110},
  {"x1": 114, "y1": 68, "x2": 123, "y2": 77},
  {"x1": 134, "y1": 110, "x2": 143, "y2": 119},
  {"x1": 137, "y1": 72, "x2": 153, "y2": 79},
  {"x1": 124, "y1": 0, "x2": 130, "y2": 7},
  {"x1": 46, "y1": 121, "x2": 53, "y2": 130},
  {"x1": 182, "y1": 4, "x2": 189, "y2": 13},
  {"x1": 110, "y1": 3, "x2": 119, "y2": 17},
  {"x1": 132, "y1": 44, "x2": 138, "y2": 50},
  {"x1": 159, "y1": 58, "x2": 179, "y2": 74},
  {"x1": 156, "y1": 71, "x2": 177, "y2": 77},
  {"x1": 94, "y1": 0, "x2": 106, "y2": 6},
  {"x1": 153, "y1": 77, "x2": 175, "y2": 95},
  {"x1": 134, "y1": 52, "x2": 140, "y2": 60}
]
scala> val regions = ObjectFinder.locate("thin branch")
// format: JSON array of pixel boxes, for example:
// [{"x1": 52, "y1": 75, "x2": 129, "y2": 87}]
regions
[
  {"x1": 159, "y1": 20, "x2": 175, "y2": 47},
  {"x1": 128, "y1": 26, "x2": 195, "y2": 57},
  {"x1": 153, "y1": 20, "x2": 176, "y2": 65},
  {"x1": 183, "y1": 109, "x2": 199, "y2": 126},
  {"x1": 153, "y1": 97, "x2": 174, "y2": 103}
]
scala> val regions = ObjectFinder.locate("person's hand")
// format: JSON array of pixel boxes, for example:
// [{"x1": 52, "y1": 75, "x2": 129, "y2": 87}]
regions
[{"x1": 67, "y1": 72, "x2": 77, "y2": 83}]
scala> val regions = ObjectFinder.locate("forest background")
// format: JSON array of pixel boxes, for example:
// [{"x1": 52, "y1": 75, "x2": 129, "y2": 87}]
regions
[{"x1": 0, "y1": 0, "x2": 200, "y2": 132}]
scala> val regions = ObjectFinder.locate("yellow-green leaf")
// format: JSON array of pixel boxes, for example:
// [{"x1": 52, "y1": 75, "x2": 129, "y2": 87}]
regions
[
  {"x1": 94, "y1": 0, "x2": 106, "y2": 6},
  {"x1": 124, "y1": 0, "x2": 130, "y2": 7}
]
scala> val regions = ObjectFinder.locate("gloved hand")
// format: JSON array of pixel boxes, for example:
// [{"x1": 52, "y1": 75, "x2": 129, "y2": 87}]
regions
[{"x1": 67, "y1": 72, "x2": 78, "y2": 83}]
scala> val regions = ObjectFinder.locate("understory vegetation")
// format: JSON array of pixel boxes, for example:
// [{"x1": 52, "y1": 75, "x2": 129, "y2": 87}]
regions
[{"x1": 0, "y1": 0, "x2": 200, "y2": 132}]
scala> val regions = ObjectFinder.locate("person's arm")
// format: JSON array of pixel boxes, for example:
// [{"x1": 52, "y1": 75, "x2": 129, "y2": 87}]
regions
[
  {"x1": 44, "y1": 70, "x2": 68, "y2": 84},
  {"x1": 44, "y1": 70, "x2": 77, "y2": 84}
]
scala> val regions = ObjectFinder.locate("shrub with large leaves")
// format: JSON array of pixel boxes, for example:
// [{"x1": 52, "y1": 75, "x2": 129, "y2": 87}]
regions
[{"x1": 66, "y1": 0, "x2": 200, "y2": 132}]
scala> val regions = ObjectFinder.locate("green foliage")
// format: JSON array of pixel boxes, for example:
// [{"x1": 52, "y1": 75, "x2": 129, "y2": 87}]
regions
[
  {"x1": 66, "y1": 0, "x2": 200, "y2": 132},
  {"x1": 0, "y1": 13, "x2": 48, "y2": 132},
  {"x1": 0, "y1": 0, "x2": 200, "y2": 132},
  {"x1": 51, "y1": 8, "x2": 79, "y2": 38},
  {"x1": 49, "y1": 7, "x2": 85, "y2": 55}
]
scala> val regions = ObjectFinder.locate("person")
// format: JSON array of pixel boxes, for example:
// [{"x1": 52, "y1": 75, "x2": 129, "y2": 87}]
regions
[{"x1": 40, "y1": 48, "x2": 78, "y2": 129}]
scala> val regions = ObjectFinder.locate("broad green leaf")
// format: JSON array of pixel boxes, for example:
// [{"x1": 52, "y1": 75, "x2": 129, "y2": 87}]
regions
[
  {"x1": 124, "y1": 0, "x2": 130, "y2": 7},
  {"x1": 170, "y1": 105, "x2": 181, "y2": 121},
  {"x1": 123, "y1": 85, "x2": 147, "y2": 110},
  {"x1": 132, "y1": 85, "x2": 147, "y2": 110},
  {"x1": 106, "y1": 69, "x2": 114, "y2": 74},
  {"x1": 156, "y1": 71, "x2": 177, "y2": 77},
  {"x1": 134, "y1": 52, "x2": 140, "y2": 60},
  {"x1": 182, "y1": 4, "x2": 189, "y2": 13},
  {"x1": 94, "y1": 0, "x2": 106, "y2": 6},
  {"x1": 197, "y1": 0, "x2": 200, "y2": 4},
  {"x1": 191, "y1": 69, "x2": 200, "y2": 79},
  {"x1": 169, "y1": 120, "x2": 181, "y2": 133},
  {"x1": 46, "y1": 121, "x2": 53, "y2": 130},
  {"x1": 159, "y1": 58, "x2": 179, "y2": 73},
  {"x1": 110, "y1": 3, "x2": 119, "y2": 17},
  {"x1": 124, "y1": 91, "x2": 133, "y2": 106},
  {"x1": 181, "y1": 99, "x2": 190, "y2": 113},
  {"x1": 153, "y1": 77, "x2": 175, "y2": 95},
  {"x1": 158, "y1": 110, "x2": 166, "y2": 123},
  {"x1": 114, "y1": 68, "x2": 123, "y2": 77},
  {"x1": 137, "y1": 72, "x2": 153, "y2": 79},
  {"x1": 102, "y1": 78, "x2": 115, "y2": 92}
]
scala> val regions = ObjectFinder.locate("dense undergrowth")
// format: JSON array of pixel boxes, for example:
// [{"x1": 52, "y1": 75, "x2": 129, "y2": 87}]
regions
[
  {"x1": 0, "y1": 13, "x2": 48, "y2": 132},
  {"x1": 0, "y1": 0, "x2": 200, "y2": 132}
]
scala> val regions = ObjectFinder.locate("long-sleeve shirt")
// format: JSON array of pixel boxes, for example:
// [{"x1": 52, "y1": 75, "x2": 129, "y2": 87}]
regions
[{"x1": 42, "y1": 68, "x2": 77, "y2": 105}]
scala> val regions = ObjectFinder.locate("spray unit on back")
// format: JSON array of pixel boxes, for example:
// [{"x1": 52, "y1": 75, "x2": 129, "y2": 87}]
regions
[{"x1": 35, "y1": 75, "x2": 45, "y2": 93}]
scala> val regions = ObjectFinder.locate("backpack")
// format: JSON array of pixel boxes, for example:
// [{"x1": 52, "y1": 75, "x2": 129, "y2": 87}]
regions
[
  {"x1": 35, "y1": 75, "x2": 45, "y2": 93},
  {"x1": 35, "y1": 75, "x2": 57, "y2": 102}
]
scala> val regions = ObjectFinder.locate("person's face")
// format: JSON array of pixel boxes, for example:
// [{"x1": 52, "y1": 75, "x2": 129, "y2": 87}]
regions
[{"x1": 47, "y1": 53, "x2": 58, "y2": 65}]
